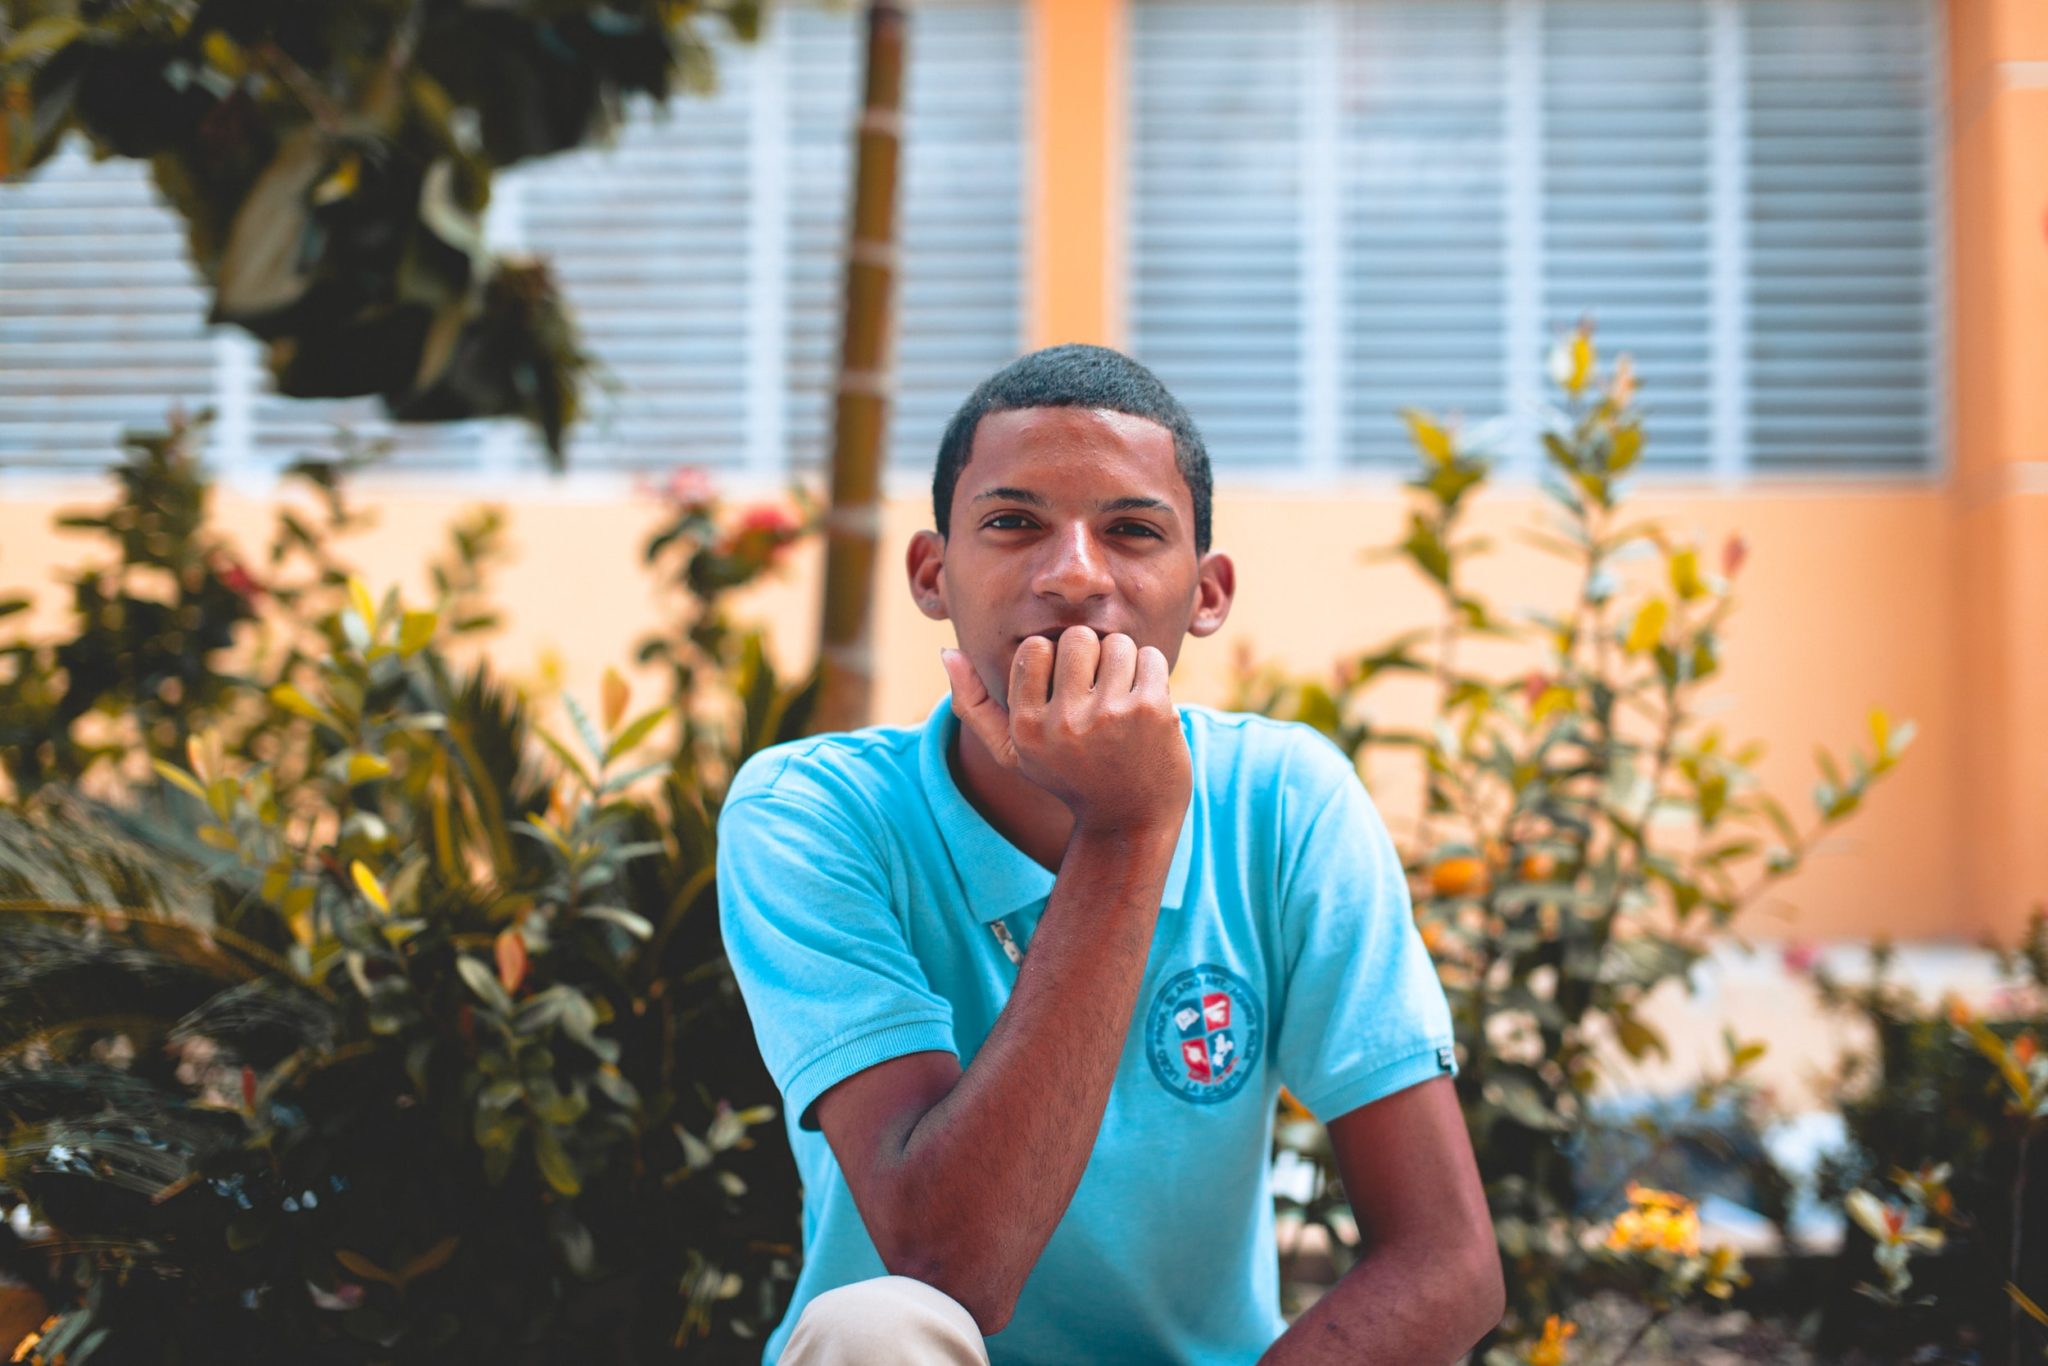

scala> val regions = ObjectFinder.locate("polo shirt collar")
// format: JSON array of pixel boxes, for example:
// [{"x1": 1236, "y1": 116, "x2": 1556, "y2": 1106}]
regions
[{"x1": 918, "y1": 695, "x2": 1194, "y2": 923}]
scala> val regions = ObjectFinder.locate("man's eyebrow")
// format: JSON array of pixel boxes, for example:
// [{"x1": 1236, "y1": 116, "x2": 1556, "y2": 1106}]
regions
[
  {"x1": 970, "y1": 486, "x2": 1050, "y2": 508},
  {"x1": 969, "y1": 488, "x2": 1179, "y2": 520},
  {"x1": 1098, "y1": 495, "x2": 1176, "y2": 519}
]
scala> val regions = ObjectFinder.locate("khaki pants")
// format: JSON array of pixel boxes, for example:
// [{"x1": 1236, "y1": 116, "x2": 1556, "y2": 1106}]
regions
[{"x1": 780, "y1": 1276, "x2": 991, "y2": 1365}]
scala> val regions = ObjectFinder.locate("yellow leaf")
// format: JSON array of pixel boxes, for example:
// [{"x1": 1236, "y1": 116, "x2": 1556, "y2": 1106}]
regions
[
  {"x1": 395, "y1": 1234, "x2": 461, "y2": 1286},
  {"x1": 151, "y1": 760, "x2": 209, "y2": 804},
  {"x1": 1570, "y1": 329, "x2": 1594, "y2": 395},
  {"x1": 1870, "y1": 708, "x2": 1890, "y2": 752},
  {"x1": 601, "y1": 667, "x2": 630, "y2": 733},
  {"x1": 200, "y1": 29, "x2": 246, "y2": 78},
  {"x1": 2010, "y1": 1282, "x2": 2048, "y2": 1329},
  {"x1": 345, "y1": 751, "x2": 392, "y2": 785},
  {"x1": 1625, "y1": 598, "x2": 1668, "y2": 656},
  {"x1": 335, "y1": 1249, "x2": 399, "y2": 1290},
  {"x1": 197, "y1": 825, "x2": 238, "y2": 851},
  {"x1": 1400, "y1": 409, "x2": 1454, "y2": 465},
  {"x1": 347, "y1": 576, "x2": 378, "y2": 632},
  {"x1": 261, "y1": 863, "x2": 292, "y2": 903},
  {"x1": 311, "y1": 152, "x2": 360, "y2": 207},
  {"x1": 206, "y1": 776, "x2": 238, "y2": 823},
  {"x1": 269, "y1": 682, "x2": 330, "y2": 725},
  {"x1": 398, "y1": 609, "x2": 438, "y2": 657},
  {"x1": 1, "y1": 15, "x2": 85, "y2": 65},
  {"x1": 1670, "y1": 547, "x2": 1705, "y2": 601},
  {"x1": 350, "y1": 860, "x2": 389, "y2": 913},
  {"x1": 1532, "y1": 685, "x2": 1575, "y2": 727},
  {"x1": 1550, "y1": 326, "x2": 1595, "y2": 398}
]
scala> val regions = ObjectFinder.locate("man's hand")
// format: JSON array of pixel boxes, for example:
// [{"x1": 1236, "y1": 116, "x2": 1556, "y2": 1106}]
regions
[{"x1": 941, "y1": 626, "x2": 1190, "y2": 834}]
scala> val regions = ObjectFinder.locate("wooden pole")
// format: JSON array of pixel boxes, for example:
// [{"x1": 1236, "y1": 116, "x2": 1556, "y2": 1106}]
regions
[{"x1": 810, "y1": 1, "x2": 906, "y2": 735}]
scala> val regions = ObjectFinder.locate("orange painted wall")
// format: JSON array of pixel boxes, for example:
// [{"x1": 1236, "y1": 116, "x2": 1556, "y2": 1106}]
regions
[{"x1": 0, "y1": 477, "x2": 1973, "y2": 943}]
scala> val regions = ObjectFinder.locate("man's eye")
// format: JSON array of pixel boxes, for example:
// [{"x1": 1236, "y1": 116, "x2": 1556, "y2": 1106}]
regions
[
  {"x1": 1113, "y1": 523, "x2": 1162, "y2": 539},
  {"x1": 984, "y1": 513, "x2": 1035, "y2": 531}
]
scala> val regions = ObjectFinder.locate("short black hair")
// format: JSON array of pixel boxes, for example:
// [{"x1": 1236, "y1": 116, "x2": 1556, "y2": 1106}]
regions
[{"x1": 931, "y1": 344, "x2": 1214, "y2": 556}]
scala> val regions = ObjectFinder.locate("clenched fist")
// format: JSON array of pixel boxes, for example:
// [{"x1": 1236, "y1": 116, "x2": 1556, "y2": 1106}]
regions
[{"x1": 941, "y1": 627, "x2": 1191, "y2": 837}]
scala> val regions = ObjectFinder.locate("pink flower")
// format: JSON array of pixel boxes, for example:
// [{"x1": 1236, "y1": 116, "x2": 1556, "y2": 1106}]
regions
[
  {"x1": 716, "y1": 504, "x2": 804, "y2": 570},
  {"x1": 644, "y1": 465, "x2": 718, "y2": 512},
  {"x1": 212, "y1": 553, "x2": 266, "y2": 604},
  {"x1": 1722, "y1": 535, "x2": 1748, "y2": 579},
  {"x1": 1781, "y1": 940, "x2": 1820, "y2": 975}
]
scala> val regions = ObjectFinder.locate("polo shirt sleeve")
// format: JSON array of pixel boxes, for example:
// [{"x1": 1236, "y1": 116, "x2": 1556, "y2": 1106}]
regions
[
  {"x1": 717, "y1": 786, "x2": 958, "y2": 1131},
  {"x1": 1271, "y1": 730, "x2": 1457, "y2": 1121}
]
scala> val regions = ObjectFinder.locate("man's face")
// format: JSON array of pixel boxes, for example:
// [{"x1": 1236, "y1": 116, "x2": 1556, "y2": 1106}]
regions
[{"x1": 906, "y1": 406, "x2": 1235, "y2": 706}]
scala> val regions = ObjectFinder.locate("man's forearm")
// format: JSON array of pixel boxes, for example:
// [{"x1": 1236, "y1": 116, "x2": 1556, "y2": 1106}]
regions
[
  {"x1": 872, "y1": 818, "x2": 1178, "y2": 1326},
  {"x1": 1259, "y1": 1233, "x2": 1502, "y2": 1366}
]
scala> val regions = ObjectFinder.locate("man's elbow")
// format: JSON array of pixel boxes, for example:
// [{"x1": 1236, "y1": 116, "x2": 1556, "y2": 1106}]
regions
[
  {"x1": 1456, "y1": 1234, "x2": 1507, "y2": 1346},
  {"x1": 877, "y1": 1245, "x2": 1018, "y2": 1336}
]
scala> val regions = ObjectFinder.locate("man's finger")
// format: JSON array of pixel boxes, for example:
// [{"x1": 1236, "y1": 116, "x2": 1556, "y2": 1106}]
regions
[
  {"x1": 1097, "y1": 632, "x2": 1138, "y2": 695},
  {"x1": 1052, "y1": 625, "x2": 1101, "y2": 698},
  {"x1": 1135, "y1": 643, "x2": 1170, "y2": 697},
  {"x1": 941, "y1": 648, "x2": 1013, "y2": 762},
  {"x1": 1007, "y1": 635, "x2": 1055, "y2": 719}
]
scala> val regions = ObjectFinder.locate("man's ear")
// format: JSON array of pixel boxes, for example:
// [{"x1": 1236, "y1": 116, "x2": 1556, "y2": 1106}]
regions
[
  {"x1": 1187, "y1": 550, "x2": 1235, "y2": 639},
  {"x1": 906, "y1": 529, "x2": 951, "y2": 622}
]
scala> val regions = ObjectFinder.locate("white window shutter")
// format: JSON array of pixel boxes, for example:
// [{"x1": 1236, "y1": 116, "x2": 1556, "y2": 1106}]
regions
[
  {"x1": 1542, "y1": 0, "x2": 1714, "y2": 471},
  {"x1": 1341, "y1": 0, "x2": 1510, "y2": 468},
  {"x1": 1128, "y1": 0, "x2": 1943, "y2": 479},
  {"x1": 1744, "y1": 0, "x2": 1941, "y2": 474},
  {"x1": 0, "y1": 145, "x2": 216, "y2": 471},
  {"x1": 1130, "y1": 0, "x2": 1310, "y2": 470},
  {"x1": 506, "y1": 36, "x2": 760, "y2": 472}
]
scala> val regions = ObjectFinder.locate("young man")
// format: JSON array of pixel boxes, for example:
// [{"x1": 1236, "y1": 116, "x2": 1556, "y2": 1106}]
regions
[{"x1": 717, "y1": 346, "x2": 1503, "y2": 1364}]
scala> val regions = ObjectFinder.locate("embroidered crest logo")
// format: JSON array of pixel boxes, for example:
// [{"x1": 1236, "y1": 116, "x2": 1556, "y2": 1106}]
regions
[{"x1": 1145, "y1": 963, "x2": 1264, "y2": 1104}]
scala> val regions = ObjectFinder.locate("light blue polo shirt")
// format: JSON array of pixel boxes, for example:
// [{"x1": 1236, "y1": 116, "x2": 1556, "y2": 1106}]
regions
[{"x1": 717, "y1": 697, "x2": 1456, "y2": 1365}]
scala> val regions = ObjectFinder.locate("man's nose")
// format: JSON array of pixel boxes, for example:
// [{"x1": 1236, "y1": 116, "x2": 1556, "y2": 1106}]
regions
[{"x1": 1033, "y1": 524, "x2": 1114, "y2": 604}]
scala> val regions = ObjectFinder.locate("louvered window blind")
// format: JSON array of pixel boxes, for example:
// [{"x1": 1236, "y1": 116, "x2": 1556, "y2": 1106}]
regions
[
  {"x1": 1130, "y1": 0, "x2": 1944, "y2": 478},
  {"x1": 0, "y1": 0, "x2": 1024, "y2": 478}
]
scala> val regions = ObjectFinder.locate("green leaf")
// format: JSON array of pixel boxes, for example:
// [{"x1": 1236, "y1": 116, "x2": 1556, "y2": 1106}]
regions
[
  {"x1": 535, "y1": 726, "x2": 594, "y2": 789},
  {"x1": 579, "y1": 905, "x2": 654, "y2": 940},
  {"x1": 532, "y1": 1125, "x2": 581, "y2": 1197},
  {"x1": 1401, "y1": 513, "x2": 1451, "y2": 587},
  {"x1": 564, "y1": 693, "x2": 604, "y2": 760},
  {"x1": 457, "y1": 955, "x2": 514, "y2": 1016},
  {"x1": 214, "y1": 127, "x2": 328, "y2": 322},
  {"x1": 603, "y1": 705, "x2": 671, "y2": 764}
]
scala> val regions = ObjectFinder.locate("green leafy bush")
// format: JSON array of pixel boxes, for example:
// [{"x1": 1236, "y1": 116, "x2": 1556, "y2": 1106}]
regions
[
  {"x1": 1247, "y1": 328, "x2": 1910, "y2": 1353},
  {"x1": 1814, "y1": 916, "x2": 2048, "y2": 1361},
  {"x1": 0, "y1": 424, "x2": 815, "y2": 1363}
]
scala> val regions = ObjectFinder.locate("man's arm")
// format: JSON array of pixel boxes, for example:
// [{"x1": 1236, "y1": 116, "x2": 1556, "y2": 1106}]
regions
[
  {"x1": 812, "y1": 627, "x2": 1189, "y2": 1335},
  {"x1": 1260, "y1": 1076, "x2": 1504, "y2": 1364}
]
